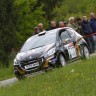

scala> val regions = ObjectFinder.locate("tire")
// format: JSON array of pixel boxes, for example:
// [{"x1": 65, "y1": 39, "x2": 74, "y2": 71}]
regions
[
  {"x1": 57, "y1": 54, "x2": 66, "y2": 67},
  {"x1": 82, "y1": 45, "x2": 90, "y2": 59},
  {"x1": 14, "y1": 71, "x2": 25, "y2": 80}
]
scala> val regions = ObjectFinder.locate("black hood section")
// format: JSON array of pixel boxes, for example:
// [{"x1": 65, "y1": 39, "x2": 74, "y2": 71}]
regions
[
  {"x1": 16, "y1": 43, "x2": 55, "y2": 62},
  {"x1": 20, "y1": 52, "x2": 43, "y2": 62}
]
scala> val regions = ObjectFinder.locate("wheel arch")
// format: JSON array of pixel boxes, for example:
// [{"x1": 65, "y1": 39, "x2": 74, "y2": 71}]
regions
[{"x1": 57, "y1": 51, "x2": 68, "y2": 62}]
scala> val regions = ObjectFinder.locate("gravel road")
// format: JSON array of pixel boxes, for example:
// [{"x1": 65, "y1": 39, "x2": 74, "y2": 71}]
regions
[
  {"x1": 0, "y1": 70, "x2": 45, "y2": 87},
  {"x1": 0, "y1": 77, "x2": 18, "y2": 87}
]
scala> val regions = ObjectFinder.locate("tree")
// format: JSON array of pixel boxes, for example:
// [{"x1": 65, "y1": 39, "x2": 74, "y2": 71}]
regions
[
  {"x1": 31, "y1": 0, "x2": 63, "y2": 20},
  {"x1": 14, "y1": 0, "x2": 47, "y2": 44},
  {"x1": 53, "y1": 0, "x2": 96, "y2": 21},
  {"x1": 0, "y1": 0, "x2": 18, "y2": 67}
]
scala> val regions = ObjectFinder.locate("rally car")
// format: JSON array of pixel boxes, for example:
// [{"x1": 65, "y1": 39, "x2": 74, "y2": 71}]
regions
[{"x1": 14, "y1": 27, "x2": 90, "y2": 79}]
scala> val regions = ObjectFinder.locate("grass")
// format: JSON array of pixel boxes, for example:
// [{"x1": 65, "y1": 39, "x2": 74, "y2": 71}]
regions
[
  {"x1": 0, "y1": 64, "x2": 15, "y2": 81},
  {"x1": 0, "y1": 57, "x2": 96, "y2": 96}
]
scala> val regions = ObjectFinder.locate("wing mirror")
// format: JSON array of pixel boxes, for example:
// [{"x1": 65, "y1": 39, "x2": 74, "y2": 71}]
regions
[{"x1": 63, "y1": 38, "x2": 70, "y2": 44}]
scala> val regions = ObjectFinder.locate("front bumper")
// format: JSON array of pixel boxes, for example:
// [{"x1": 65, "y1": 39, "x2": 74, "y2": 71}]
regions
[{"x1": 14, "y1": 56, "x2": 57, "y2": 75}]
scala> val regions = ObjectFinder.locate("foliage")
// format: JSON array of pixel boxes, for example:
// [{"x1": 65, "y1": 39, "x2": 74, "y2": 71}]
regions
[
  {"x1": 31, "y1": 0, "x2": 63, "y2": 20},
  {"x1": 0, "y1": 0, "x2": 18, "y2": 67},
  {"x1": 53, "y1": 0, "x2": 96, "y2": 21},
  {"x1": 0, "y1": 63, "x2": 14, "y2": 81},
  {"x1": 14, "y1": 0, "x2": 48, "y2": 44}
]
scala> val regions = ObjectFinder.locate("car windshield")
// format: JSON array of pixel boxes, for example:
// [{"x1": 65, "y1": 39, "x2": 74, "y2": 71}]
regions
[{"x1": 20, "y1": 32, "x2": 56, "y2": 52}]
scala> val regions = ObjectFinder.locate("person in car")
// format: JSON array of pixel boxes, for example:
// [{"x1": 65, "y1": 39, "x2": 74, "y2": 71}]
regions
[
  {"x1": 68, "y1": 17, "x2": 78, "y2": 31},
  {"x1": 82, "y1": 16, "x2": 95, "y2": 53},
  {"x1": 38, "y1": 23, "x2": 46, "y2": 32}
]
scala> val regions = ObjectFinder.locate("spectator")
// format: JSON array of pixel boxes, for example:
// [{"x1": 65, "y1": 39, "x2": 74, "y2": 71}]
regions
[
  {"x1": 59, "y1": 21, "x2": 65, "y2": 28},
  {"x1": 76, "y1": 18, "x2": 84, "y2": 35},
  {"x1": 82, "y1": 16, "x2": 95, "y2": 53},
  {"x1": 38, "y1": 23, "x2": 45, "y2": 32},
  {"x1": 90, "y1": 12, "x2": 96, "y2": 50},
  {"x1": 90, "y1": 13, "x2": 96, "y2": 33},
  {"x1": 64, "y1": 21, "x2": 67, "y2": 27},
  {"x1": 47, "y1": 21, "x2": 57, "y2": 30},
  {"x1": 32, "y1": 27, "x2": 39, "y2": 35},
  {"x1": 67, "y1": 17, "x2": 78, "y2": 31}
]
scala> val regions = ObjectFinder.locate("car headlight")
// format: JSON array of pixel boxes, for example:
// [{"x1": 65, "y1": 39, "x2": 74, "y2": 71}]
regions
[
  {"x1": 14, "y1": 59, "x2": 20, "y2": 65},
  {"x1": 45, "y1": 47, "x2": 56, "y2": 57},
  {"x1": 16, "y1": 52, "x2": 25, "y2": 61}
]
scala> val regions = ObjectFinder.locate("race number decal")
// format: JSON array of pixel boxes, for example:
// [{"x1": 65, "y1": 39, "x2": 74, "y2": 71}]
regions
[{"x1": 65, "y1": 42, "x2": 77, "y2": 59}]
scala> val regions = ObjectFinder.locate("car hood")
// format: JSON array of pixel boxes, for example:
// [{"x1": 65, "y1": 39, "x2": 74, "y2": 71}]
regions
[{"x1": 15, "y1": 43, "x2": 55, "y2": 62}]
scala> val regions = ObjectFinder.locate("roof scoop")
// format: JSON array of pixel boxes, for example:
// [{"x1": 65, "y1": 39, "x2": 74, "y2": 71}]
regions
[{"x1": 38, "y1": 31, "x2": 46, "y2": 36}]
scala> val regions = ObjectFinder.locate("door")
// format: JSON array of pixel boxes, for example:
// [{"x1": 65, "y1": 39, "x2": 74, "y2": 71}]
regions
[{"x1": 60, "y1": 30, "x2": 77, "y2": 59}]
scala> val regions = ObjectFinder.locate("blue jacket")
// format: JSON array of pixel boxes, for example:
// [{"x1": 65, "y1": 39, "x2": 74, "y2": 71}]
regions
[
  {"x1": 90, "y1": 18, "x2": 96, "y2": 33},
  {"x1": 82, "y1": 21, "x2": 92, "y2": 35}
]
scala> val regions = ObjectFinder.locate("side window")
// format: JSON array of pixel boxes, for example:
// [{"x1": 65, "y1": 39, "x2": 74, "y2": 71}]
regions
[
  {"x1": 60, "y1": 31, "x2": 71, "y2": 42},
  {"x1": 67, "y1": 28, "x2": 76, "y2": 38}
]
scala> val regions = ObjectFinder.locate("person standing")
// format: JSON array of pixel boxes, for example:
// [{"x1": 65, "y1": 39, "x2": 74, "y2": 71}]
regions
[
  {"x1": 59, "y1": 21, "x2": 65, "y2": 28},
  {"x1": 38, "y1": 23, "x2": 46, "y2": 32},
  {"x1": 82, "y1": 16, "x2": 95, "y2": 53},
  {"x1": 64, "y1": 21, "x2": 67, "y2": 27},
  {"x1": 32, "y1": 27, "x2": 39, "y2": 35},
  {"x1": 90, "y1": 13, "x2": 96, "y2": 33},
  {"x1": 76, "y1": 18, "x2": 84, "y2": 36},
  {"x1": 90, "y1": 13, "x2": 96, "y2": 50},
  {"x1": 47, "y1": 21, "x2": 57, "y2": 30},
  {"x1": 67, "y1": 17, "x2": 78, "y2": 31}
]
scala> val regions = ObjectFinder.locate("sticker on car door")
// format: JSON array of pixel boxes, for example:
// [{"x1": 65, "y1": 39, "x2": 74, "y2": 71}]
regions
[{"x1": 65, "y1": 42, "x2": 77, "y2": 59}]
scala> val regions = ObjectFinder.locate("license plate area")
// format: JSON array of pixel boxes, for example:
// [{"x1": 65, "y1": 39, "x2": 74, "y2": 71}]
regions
[{"x1": 25, "y1": 62, "x2": 39, "y2": 69}]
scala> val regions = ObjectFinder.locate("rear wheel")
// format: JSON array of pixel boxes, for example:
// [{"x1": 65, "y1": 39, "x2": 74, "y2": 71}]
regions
[
  {"x1": 57, "y1": 54, "x2": 66, "y2": 67},
  {"x1": 81, "y1": 45, "x2": 90, "y2": 59}
]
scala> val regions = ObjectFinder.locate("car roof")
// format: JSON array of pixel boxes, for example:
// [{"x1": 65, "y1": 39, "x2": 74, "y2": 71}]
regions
[
  {"x1": 30, "y1": 27, "x2": 75, "y2": 40},
  {"x1": 34, "y1": 27, "x2": 70, "y2": 36},
  {"x1": 46, "y1": 27, "x2": 71, "y2": 33}
]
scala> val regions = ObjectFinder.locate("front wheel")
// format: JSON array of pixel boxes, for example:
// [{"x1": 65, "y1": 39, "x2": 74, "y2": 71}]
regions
[
  {"x1": 14, "y1": 71, "x2": 25, "y2": 80},
  {"x1": 57, "y1": 54, "x2": 66, "y2": 67}
]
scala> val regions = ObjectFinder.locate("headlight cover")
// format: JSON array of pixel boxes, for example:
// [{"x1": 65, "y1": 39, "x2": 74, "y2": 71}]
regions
[
  {"x1": 45, "y1": 47, "x2": 56, "y2": 57},
  {"x1": 14, "y1": 59, "x2": 20, "y2": 65}
]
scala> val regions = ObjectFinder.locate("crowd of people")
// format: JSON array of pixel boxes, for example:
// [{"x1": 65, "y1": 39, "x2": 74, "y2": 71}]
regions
[{"x1": 33, "y1": 12, "x2": 96, "y2": 54}]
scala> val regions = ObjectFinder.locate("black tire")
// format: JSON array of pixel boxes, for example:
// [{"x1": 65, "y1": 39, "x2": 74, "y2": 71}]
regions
[
  {"x1": 15, "y1": 71, "x2": 25, "y2": 80},
  {"x1": 81, "y1": 45, "x2": 90, "y2": 59},
  {"x1": 57, "y1": 54, "x2": 66, "y2": 67}
]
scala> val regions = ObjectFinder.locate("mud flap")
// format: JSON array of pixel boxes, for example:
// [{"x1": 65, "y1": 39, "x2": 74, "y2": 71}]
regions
[
  {"x1": 75, "y1": 44, "x2": 81, "y2": 57},
  {"x1": 15, "y1": 67, "x2": 25, "y2": 75},
  {"x1": 43, "y1": 59, "x2": 50, "y2": 68}
]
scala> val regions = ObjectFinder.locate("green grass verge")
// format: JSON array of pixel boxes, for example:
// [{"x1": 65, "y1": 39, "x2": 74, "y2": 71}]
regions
[
  {"x1": 0, "y1": 57, "x2": 96, "y2": 96},
  {"x1": 0, "y1": 64, "x2": 15, "y2": 81}
]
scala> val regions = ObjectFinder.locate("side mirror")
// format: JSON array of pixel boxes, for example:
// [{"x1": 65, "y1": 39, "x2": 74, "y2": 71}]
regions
[{"x1": 64, "y1": 38, "x2": 70, "y2": 44}]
